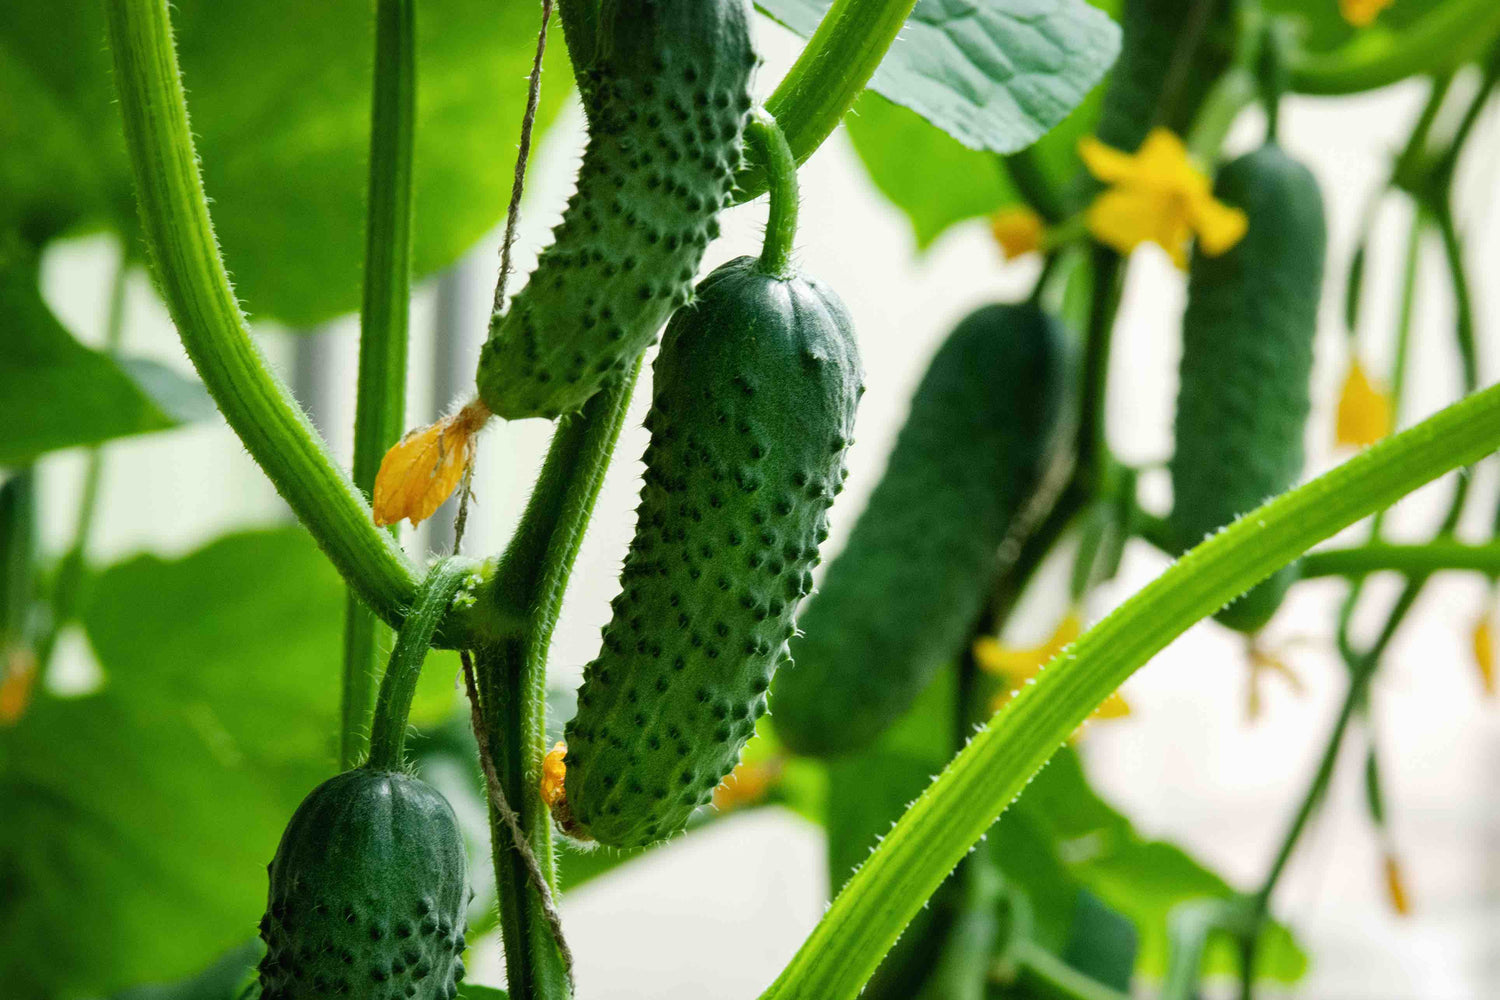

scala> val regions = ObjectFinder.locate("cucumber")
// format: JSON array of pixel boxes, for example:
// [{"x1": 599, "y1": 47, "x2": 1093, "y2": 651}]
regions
[
  {"x1": 474, "y1": 0, "x2": 756, "y2": 421},
  {"x1": 1094, "y1": 0, "x2": 1233, "y2": 152},
  {"x1": 559, "y1": 255, "x2": 863, "y2": 848},
  {"x1": 257, "y1": 769, "x2": 469, "y2": 1000},
  {"x1": 1169, "y1": 144, "x2": 1326, "y2": 632},
  {"x1": 771, "y1": 302, "x2": 1067, "y2": 758}
]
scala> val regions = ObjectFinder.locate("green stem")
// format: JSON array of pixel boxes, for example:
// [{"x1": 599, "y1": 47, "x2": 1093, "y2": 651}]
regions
[
  {"x1": 1, "y1": 469, "x2": 37, "y2": 650},
  {"x1": 482, "y1": 364, "x2": 640, "y2": 999},
  {"x1": 1288, "y1": 0, "x2": 1500, "y2": 95},
  {"x1": 1185, "y1": 66, "x2": 1256, "y2": 166},
  {"x1": 1430, "y1": 202, "x2": 1479, "y2": 393},
  {"x1": 342, "y1": 0, "x2": 418, "y2": 771},
  {"x1": 1002, "y1": 939, "x2": 1130, "y2": 1000},
  {"x1": 365, "y1": 558, "x2": 471, "y2": 771},
  {"x1": 1077, "y1": 249, "x2": 1122, "y2": 492},
  {"x1": 734, "y1": 0, "x2": 918, "y2": 202},
  {"x1": 745, "y1": 111, "x2": 800, "y2": 279},
  {"x1": 1302, "y1": 539, "x2": 1500, "y2": 578},
  {"x1": 35, "y1": 255, "x2": 131, "y2": 671},
  {"x1": 1003, "y1": 146, "x2": 1067, "y2": 225},
  {"x1": 102, "y1": 0, "x2": 432, "y2": 637},
  {"x1": 760, "y1": 380, "x2": 1500, "y2": 1000}
]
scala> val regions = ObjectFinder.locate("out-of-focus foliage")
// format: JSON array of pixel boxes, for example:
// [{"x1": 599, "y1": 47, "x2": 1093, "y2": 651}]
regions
[{"x1": 0, "y1": 0, "x2": 571, "y2": 327}]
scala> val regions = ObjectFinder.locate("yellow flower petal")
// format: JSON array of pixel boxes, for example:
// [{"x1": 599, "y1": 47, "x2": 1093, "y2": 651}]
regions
[
  {"x1": 1078, "y1": 135, "x2": 1139, "y2": 183},
  {"x1": 540, "y1": 741, "x2": 568, "y2": 807},
  {"x1": 1095, "y1": 690, "x2": 1131, "y2": 719},
  {"x1": 1086, "y1": 187, "x2": 1177, "y2": 258},
  {"x1": 0, "y1": 646, "x2": 37, "y2": 726},
  {"x1": 974, "y1": 610, "x2": 1083, "y2": 681},
  {"x1": 1188, "y1": 194, "x2": 1249, "y2": 257},
  {"x1": 712, "y1": 756, "x2": 784, "y2": 813},
  {"x1": 1341, "y1": 0, "x2": 1394, "y2": 28},
  {"x1": 990, "y1": 206, "x2": 1045, "y2": 260},
  {"x1": 372, "y1": 401, "x2": 489, "y2": 527},
  {"x1": 1336, "y1": 358, "x2": 1393, "y2": 448},
  {"x1": 1383, "y1": 852, "x2": 1412, "y2": 916},
  {"x1": 1472, "y1": 612, "x2": 1496, "y2": 696}
]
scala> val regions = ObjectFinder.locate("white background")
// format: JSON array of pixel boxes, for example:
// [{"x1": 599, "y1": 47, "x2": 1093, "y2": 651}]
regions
[{"x1": 32, "y1": 16, "x2": 1500, "y2": 1000}]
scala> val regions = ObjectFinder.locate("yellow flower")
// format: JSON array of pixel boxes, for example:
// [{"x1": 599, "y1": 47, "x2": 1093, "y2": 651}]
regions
[
  {"x1": 1336, "y1": 358, "x2": 1392, "y2": 448},
  {"x1": 1383, "y1": 851, "x2": 1412, "y2": 916},
  {"x1": 0, "y1": 646, "x2": 37, "y2": 726},
  {"x1": 1245, "y1": 639, "x2": 1307, "y2": 723},
  {"x1": 372, "y1": 399, "x2": 490, "y2": 527},
  {"x1": 975, "y1": 610, "x2": 1130, "y2": 723},
  {"x1": 990, "y1": 206, "x2": 1045, "y2": 260},
  {"x1": 1079, "y1": 128, "x2": 1248, "y2": 268},
  {"x1": 712, "y1": 755, "x2": 784, "y2": 813},
  {"x1": 1473, "y1": 611, "x2": 1496, "y2": 697},
  {"x1": 1341, "y1": 0, "x2": 1394, "y2": 28},
  {"x1": 539, "y1": 741, "x2": 568, "y2": 808}
]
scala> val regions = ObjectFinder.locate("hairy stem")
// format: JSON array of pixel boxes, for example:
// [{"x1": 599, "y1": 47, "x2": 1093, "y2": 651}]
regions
[
  {"x1": 761, "y1": 380, "x2": 1500, "y2": 1000},
  {"x1": 734, "y1": 0, "x2": 918, "y2": 202},
  {"x1": 342, "y1": 0, "x2": 418, "y2": 770},
  {"x1": 746, "y1": 110, "x2": 800, "y2": 278}
]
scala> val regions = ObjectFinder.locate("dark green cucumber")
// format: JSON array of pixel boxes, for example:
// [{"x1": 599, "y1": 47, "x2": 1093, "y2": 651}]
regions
[
  {"x1": 1169, "y1": 144, "x2": 1326, "y2": 632},
  {"x1": 257, "y1": 769, "x2": 469, "y2": 1000},
  {"x1": 475, "y1": 0, "x2": 756, "y2": 421},
  {"x1": 771, "y1": 302, "x2": 1067, "y2": 758},
  {"x1": 1094, "y1": 0, "x2": 1234, "y2": 152},
  {"x1": 560, "y1": 255, "x2": 862, "y2": 848}
]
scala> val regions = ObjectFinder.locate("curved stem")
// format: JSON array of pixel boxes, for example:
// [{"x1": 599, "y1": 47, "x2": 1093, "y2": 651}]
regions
[
  {"x1": 103, "y1": 0, "x2": 426, "y2": 635},
  {"x1": 1288, "y1": 0, "x2": 1500, "y2": 95},
  {"x1": 342, "y1": 0, "x2": 418, "y2": 771},
  {"x1": 745, "y1": 111, "x2": 800, "y2": 278},
  {"x1": 1004, "y1": 939, "x2": 1130, "y2": 1000},
  {"x1": 760, "y1": 380, "x2": 1500, "y2": 1000},
  {"x1": 365, "y1": 558, "x2": 471, "y2": 771},
  {"x1": 734, "y1": 0, "x2": 918, "y2": 202}
]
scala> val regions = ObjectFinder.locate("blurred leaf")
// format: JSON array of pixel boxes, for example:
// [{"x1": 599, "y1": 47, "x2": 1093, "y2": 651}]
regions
[
  {"x1": 1015, "y1": 749, "x2": 1306, "y2": 983},
  {"x1": 0, "y1": 0, "x2": 571, "y2": 326},
  {"x1": 457, "y1": 986, "x2": 510, "y2": 1000},
  {"x1": 759, "y1": 0, "x2": 1119, "y2": 154},
  {"x1": 0, "y1": 527, "x2": 456, "y2": 996},
  {"x1": 1061, "y1": 890, "x2": 1137, "y2": 991},
  {"x1": 1264, "y1": 0, "x2": 1447, "y2": 54},
  {"x1": 0, "y1": 246, "x2": 210, "y2": 466},
  {"x1": 103, "y1": 942, "x2": 260, "y2": 1000}
]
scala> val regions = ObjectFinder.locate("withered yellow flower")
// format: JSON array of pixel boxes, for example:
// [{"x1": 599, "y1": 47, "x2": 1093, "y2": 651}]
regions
[
  {"x1": 975, "y1": 610, "x2": 1130, "y2": 722},
  {"x1": 1079, "y1": 128, "x2": 1248, "y2": 268},
  {"x1": 1383, "y1": 851, "x2": 1412, "y2": 916},
  {"x1": 540, "y1": 741, "x2": 568, "y2": 808},
  {"x1": 1472, "y1": 611, "x2": 1496, "y2": 696},
  {"x1": 372, "y1": 400, "x2": 490, "y2": 528},
  {"x1": 0, "y1": 646, "x2": 37, "y2": 726},
  {"x1": 1336, "y1": 358, "x2": 1393, "y2": 448},
  {"x1": 989, "y1": 206, "x2": 1045, "y2": 260},
  {"x1": 1342, "y1": 0, "x2": 1394, "y2": 28}
]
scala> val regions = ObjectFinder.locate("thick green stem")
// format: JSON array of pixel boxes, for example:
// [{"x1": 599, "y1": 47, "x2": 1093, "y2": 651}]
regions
[
  {"x1": 759, "y1": 380, "x2": 1500, "y2": 1000},
  {"x1": 1077, "y1": 249, "x2": 1122, "y2": 492},
  {"x1": 365, "y1": 558, "x2": 471, "y2": 772},
  {"x1": 342, "y1": 0, "x2": 418, "y2": 770},
  {"x1": 102, "y1": 0, "x2": 433, "y2": 636},
  {"x1": 1288, "y1": 0, "x2": 1500, "y2": 95},
  {"x1": 745, "y1": 111, "x2": 800, "y2": 278},
  {"x1": 1003, "y1": 147, "x2": 1067, "y2": 225},
  {"x1": 734, "y1": 0, "x2": 917, "y2": 202},
  {"x1": 481, "y1": 365, "x2": 640, "y2": 999}
]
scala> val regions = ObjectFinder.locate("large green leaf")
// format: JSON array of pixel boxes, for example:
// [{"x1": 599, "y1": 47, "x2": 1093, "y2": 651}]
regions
[
  {"x1": 1016, "y1": 749, "x2": 1307, "y2": 983},
  {"x1": 0, "y1": 1, "x2": 570, "y2": 326},
  {"x1": 0, "y1": 245, "x2": 213, "y2": 466},
  {"x1": 0, "y1": 527, "x2": 456, "y2": 996},
  {"x1": 759, "y1": 0, "x2": 1119, "y2": 154}
]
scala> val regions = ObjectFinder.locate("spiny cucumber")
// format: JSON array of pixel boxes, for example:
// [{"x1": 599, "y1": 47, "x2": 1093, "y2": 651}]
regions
[
  {"x1": 474, "y1": 0, "x2": 756, "y2": 421},
  {"x1": 771, "y1": 302, "x2": 1068, "y2": 758},
  {"x1": 558, "y1": 255, "x2": 863, "y2": 848},
  {"x1": 1169, "y1": 144, "x2": 1326, "y2": 632}
]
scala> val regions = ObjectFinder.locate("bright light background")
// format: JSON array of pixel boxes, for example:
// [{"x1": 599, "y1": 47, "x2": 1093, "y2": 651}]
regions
[{"x1": 33, "y1": 17, "x2": 1500, "y2": 1000}]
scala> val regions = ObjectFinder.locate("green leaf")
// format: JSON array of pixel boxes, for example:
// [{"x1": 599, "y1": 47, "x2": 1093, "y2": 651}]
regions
[
  {"x1": 0, "y1": 527, "x2": 456, "y2": 996},
  {"x1": 1015, "y1": 749, "x2": 1306, "y2": 983},
  {"x1": 759, "y1": 0, "x2": 1120, "y2": 154},
  {"x1": 0, "y1": 245, "x2": 211, "y2": 466},
  {"x1": 0, "y1": 0, "x2": 571, "y2": 326},
  {"x1": 1061, "y1": 890, "x2": 1137, "y2": 991},
  {"x1": 103, "y1": 942, "x2": 261, "y2": 1000}
]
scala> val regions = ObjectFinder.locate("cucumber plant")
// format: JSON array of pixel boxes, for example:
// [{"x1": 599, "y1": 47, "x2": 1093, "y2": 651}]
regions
[{"x1": 29, "y1": 2, "x2": 1500, "y2": 1000}]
